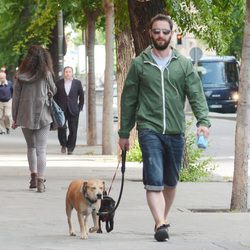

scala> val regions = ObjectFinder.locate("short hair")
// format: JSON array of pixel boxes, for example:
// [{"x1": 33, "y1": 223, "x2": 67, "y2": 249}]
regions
[
  {"x1": 149, "y1": 14, "x2": 173, "y2": 30},
  {"x1": 64, "y1": 66, "x2": 73, "y2": 73}
]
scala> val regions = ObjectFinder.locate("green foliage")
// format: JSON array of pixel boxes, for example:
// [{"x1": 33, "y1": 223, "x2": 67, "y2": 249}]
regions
[
  {"x1": 114, "y1": 0, "x2": 130, "y2": 34},
  {"x1": 126, "y1": 118, "x2": 216, "y2": 182},
  {"x1": 222, "y1": 1, "x2": 245, "y2": 59},
  {"x1": 0, "y1": 0, "x2": 246, "y2": 73},
  {"x1": 13, "y1": 1, "x2": 60, "y2": 54},
  {"x1": 63, "y1": 0, "x2": 104, "y2": 29},
  {"x1": 166, "y1": 0, "x2": 245, "y2": 56},
  {"x1": 0, "y1": 0, "x2": 105, "y2": 70},
  {"x1": 0, "y1": 0, "x2": 60, "y2": 69},
  {"x1": 0, "y1": 1, "x2": 31, "y2": 66},
  {"x1": 126, "y1": 141, "x2": 142, "y2": 162}
]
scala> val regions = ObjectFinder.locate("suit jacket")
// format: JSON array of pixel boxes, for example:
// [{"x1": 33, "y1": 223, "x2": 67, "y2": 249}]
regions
[{"x1": 54, "y1": 78, "x2": 84, "y2": 116}]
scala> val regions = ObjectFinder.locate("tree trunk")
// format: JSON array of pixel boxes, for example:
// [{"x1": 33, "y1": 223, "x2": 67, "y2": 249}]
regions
[
  {"x1": 116, "y1": 26, "x2": 135, "y2": 154},
  {"x1": 230, "y1": 0, "x2": 250, "y2": 212},
  {"x1": 102, "y1": 0, "x2": 114, "y2": 154},
  {"x1": 86, "y1": 14, "x2": 97, "y2": 146},
  {"x1": 118, "y1": 0, "x2": 166, "y2": 153},
  {"x1": 127, "y1": 0, "x2": 166, "y2": 56}
]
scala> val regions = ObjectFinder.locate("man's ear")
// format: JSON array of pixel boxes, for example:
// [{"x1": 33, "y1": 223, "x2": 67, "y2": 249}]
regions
[{"x1": 149, "y1": 29, "x2": 152, "y2": 39}]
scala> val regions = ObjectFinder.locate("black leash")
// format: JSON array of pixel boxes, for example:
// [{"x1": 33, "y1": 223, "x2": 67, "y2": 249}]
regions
[{"x1": 97, "y1": 150, "x2": 126, "y2": 216}]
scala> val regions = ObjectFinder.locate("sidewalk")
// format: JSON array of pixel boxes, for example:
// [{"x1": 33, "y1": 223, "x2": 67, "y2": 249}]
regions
[{"x1": 0, "y1": 152, "x2": 250, "y2": 250}]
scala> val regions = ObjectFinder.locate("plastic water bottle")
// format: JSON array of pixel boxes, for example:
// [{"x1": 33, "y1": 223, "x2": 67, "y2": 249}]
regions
[{"x1": 196, "y1": 134, "x2": 208, "y2": 149}]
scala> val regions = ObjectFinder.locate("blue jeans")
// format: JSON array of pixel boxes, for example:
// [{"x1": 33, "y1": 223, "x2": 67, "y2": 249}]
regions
[{"x1": 138, "y1": 129, "x2": 184, "y2": 190}]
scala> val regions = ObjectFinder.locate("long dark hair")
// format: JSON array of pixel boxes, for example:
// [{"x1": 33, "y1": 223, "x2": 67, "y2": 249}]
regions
[{"x1": 18, "y1": 45, "x2": 54, "y2": 79}]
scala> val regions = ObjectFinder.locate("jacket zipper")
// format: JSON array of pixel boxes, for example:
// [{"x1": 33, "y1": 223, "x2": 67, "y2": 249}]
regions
[
  {"x1": 144, "y1": 60, "x2": 166, "y2": 134},
  {"x1": 161, "y1": 58, "x2": 177, "y2": 133},
  {"x1": 160, "y1": 69, "x2": 166, "y2": 134}
]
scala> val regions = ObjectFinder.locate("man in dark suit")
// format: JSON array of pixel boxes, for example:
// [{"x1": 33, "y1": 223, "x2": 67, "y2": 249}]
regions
[{"x1": 54, "y1": 66, "x2": 84, "y2": 155}]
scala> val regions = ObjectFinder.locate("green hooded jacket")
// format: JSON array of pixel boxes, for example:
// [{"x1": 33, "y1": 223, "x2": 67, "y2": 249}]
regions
[{"x1": 118, "y1": 46, "x2": 211, "y2": 138}]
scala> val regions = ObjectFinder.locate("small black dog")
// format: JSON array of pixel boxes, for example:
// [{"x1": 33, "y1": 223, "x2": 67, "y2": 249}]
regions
[{"x1": 97, "y1": 192, "x2": 116, "y2": 233}]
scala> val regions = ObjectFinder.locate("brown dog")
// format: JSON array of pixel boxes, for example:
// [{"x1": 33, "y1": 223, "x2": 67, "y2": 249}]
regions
[{"x1": 65, "y1": 179, "x2": 105, "y2": 239}]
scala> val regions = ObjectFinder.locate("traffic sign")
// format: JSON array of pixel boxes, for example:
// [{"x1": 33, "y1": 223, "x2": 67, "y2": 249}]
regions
[{"x1": 190, "y1": 47, "x2": 203, "y2": 64}]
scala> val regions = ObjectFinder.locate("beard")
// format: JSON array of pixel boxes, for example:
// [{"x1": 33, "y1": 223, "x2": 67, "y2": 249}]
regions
[{"x1": 151, "y1": 36, "x2": 171, "y2": 51}]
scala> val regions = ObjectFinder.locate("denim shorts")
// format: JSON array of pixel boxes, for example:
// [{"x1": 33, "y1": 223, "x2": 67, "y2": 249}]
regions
[{"x1": 138, "y1": 129, "x2": 184, "y2": 191}]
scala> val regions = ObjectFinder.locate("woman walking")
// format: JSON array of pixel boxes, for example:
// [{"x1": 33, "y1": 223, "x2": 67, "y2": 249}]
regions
[{"x1": 12, "y1": 45, "x2": 56, "y2": 192}]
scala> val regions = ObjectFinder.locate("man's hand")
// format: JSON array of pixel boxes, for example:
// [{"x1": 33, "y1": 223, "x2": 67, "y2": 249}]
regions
[
  {"x1": 118, "y1": 138, "x2": 130, "y2": 151},
  {"x1": 197, "y1": 126, "x2": 209, "y2": 138}
]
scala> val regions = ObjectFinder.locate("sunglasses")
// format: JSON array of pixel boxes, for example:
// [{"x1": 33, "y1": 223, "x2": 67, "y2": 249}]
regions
[{"x1": 151, "y1": 28, "x2": 171, "y2": 35}]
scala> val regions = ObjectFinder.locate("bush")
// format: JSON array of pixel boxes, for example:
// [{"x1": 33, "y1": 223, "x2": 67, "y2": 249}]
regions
[
  {"x1": 126, "y1": 118, "x2": 216, "y2": 182},
  {"x1": 127, "y1": 140, "x2": 142, "y2": 162}
]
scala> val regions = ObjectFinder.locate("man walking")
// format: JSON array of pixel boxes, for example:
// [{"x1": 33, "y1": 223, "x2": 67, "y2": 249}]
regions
[
  {"x1": 118, "y1": 14, "x2": 210, "y2": 242},
  {"x1": 0, "y1": 71, "x2": 13, "y2": 134},
  {"x1": 54, "y1": 66, "x2": 84, "y2": 155}
]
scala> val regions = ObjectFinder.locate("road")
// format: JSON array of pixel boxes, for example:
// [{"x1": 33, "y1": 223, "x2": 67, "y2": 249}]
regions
[
  {"x1": 195, "y1": 114, "x2": 236, "y2": 158},
  {"x1": 1, "y1": 107, "x2": 236, "y2": 158}
]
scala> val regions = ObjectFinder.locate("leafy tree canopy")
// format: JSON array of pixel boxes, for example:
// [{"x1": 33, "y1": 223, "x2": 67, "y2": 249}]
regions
[
  {"x1": 166, "y1": 0, "x2": 245, "y2": 57},
  {"x1": 0, "y1": 0, "x2": 103, "y2": 69},
  {"x1": 0, "y1": 0, "x2": 60, "y2": 68},
  {"x1": 0, "y1": 0, "x2": 245, "y2": 71}
]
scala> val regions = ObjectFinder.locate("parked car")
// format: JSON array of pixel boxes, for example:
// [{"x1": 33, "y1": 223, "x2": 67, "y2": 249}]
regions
[{"x1": 194, "y1": 56, "x2": 240, "y2": 113}]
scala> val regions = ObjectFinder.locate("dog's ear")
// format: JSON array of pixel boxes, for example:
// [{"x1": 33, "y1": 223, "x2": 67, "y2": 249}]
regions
[{"x1": 82, "y1": 181, "x2": 88, "y2": 194}]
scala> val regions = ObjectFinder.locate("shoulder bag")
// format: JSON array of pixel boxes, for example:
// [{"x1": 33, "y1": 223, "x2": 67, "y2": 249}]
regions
[{"x1": 47, "y1": 87, "x2": 65, "y2": 130}]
